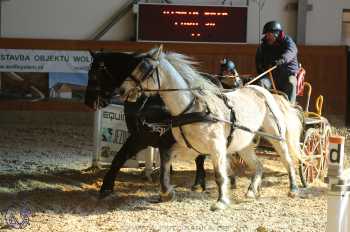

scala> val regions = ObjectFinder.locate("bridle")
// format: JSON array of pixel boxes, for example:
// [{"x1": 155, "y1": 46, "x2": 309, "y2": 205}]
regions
[
  {"x1": 91, "y1": 61, "x2": 121, "y2": 99},
  {"x1": 128, "y1": 56, "x2": 160, "y2": 92},
  {"x1": 127, "y1": 56, "x2": 204, "y2": 95},
  {"x1": 127, "y1": 56, "x2": 203, "y2": 114}
]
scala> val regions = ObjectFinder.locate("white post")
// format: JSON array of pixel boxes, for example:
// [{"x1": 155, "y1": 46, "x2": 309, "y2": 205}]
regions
[
  {"x1": 92, "y1": 110, "x2": 101, "y2": 168},
  {"x1": 326, "y1": 135, "x2": 350, "y2": 232},
  {"x1": 144, "y1": 146, "x2": 154, "y2": 181},
  {"x1": 154, "y1": 148, "x2": 160, "y2": 168}
]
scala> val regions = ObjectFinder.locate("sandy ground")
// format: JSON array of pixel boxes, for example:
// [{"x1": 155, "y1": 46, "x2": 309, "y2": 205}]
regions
[{"x1": 0, "y1": 119, "x2": 349, "y2": 232}]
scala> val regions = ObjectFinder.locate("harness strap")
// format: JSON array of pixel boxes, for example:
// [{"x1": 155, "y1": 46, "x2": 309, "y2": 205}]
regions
[
  {"x1": 246, "y1": 86, "x2": 284, "y2": 140},
  {"x1": 155, "y1": 68, "x2": 161, "y2": 90},
  {"x1": 217, "y1": 94, "x2": 236, "y2": 148},
  {"x1": 173, "y1": 96, "x2": 208, "y2": 153},
  {"x1": 178, "y1": 96, "x2": 196, "y2": 116},
  {"x1": 265, "y1": 100, "x2": 282, "y2": 137},
  {"x1": 170, "y1": 111, "x2": 217, "y2": 127},
  {"x1": 178, "y1": 126, "x2": 202, "y2": 154}
]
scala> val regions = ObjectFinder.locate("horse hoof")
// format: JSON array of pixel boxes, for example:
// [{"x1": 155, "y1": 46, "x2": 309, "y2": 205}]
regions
[
  {"x1": 99, "y1": 189, "x2": 114, "y2": 199},
  {"x1": 288, "y1": 190, "x2": 299, "y2": 198},
  {"x1": 210, "y1": 200, "x2": 229, "y2": 211},
  {"x1": 288, "y1": 186, "x2": 299, "y2": 198},
  {"x1": 191, "y1": 184, "x2": 205, "y2": 192},
  {"x1": 245, "y1": 190, "x2": 257, "y2": 199},
  {"x1": 159, "y1": 190, "x2": 176, "y2": 202}
]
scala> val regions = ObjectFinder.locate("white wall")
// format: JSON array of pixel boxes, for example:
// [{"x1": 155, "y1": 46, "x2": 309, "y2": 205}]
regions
[
  {"x1": 0, "y1": 0, "x2": 348, "y2": 45},
  {"x1": 342, "y1": 11, "x2": 350, "y2": 45},
  {"x1": 248, "y1": 0, "x2": 297, "y2": 44},
  {"x1": 306, "y1": 0, "x2": 350, "y2": 45},
  {"x1": 1, "y1": 0, "x2": 135, "y2": 40},
  {"x1": 1, "y1": 0, "x2": 298, "y2": 44},
  {"x1": 306, "y1": 0, "x2": 342, "y2": 45}
]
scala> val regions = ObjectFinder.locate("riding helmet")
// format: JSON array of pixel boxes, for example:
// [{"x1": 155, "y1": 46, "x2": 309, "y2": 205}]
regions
[
  {"x1": 220, "y1": 58, "x2": 236, "y2": 72},
  {"x1": 262, "y1": 21, "x2": 283, "y2": 34}
]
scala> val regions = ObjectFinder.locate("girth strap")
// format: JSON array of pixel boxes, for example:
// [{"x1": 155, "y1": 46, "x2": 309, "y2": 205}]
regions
[
  {"x1": 178, "y1": 126, "x2": 202, "y2": 154},
  {"x1": 170, "y1": 111, "x2": 218, "y2": 127},
  {"x1": 172, "y1": 99, "x2": 217, "y2": 153}
]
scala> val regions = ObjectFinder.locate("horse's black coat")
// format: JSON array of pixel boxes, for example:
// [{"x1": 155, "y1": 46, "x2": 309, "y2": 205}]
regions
[{"x1": 85, "y1": 52, "x2": 209, "y2": 198}]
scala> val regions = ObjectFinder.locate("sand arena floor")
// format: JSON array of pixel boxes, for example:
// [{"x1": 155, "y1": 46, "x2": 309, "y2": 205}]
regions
[{"x1": 0, "y1": 117, "x2": 349, "y2": 232}]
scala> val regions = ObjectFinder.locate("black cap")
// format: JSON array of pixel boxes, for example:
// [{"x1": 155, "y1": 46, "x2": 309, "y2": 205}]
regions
[{"x1": 262, "y1": 21, "x2": 283, "y2": 34}]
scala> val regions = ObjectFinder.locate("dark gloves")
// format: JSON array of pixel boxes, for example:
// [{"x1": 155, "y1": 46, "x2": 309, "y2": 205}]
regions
[{"x1": 274, "y1": 59, "x2": 284, "y2": 66}]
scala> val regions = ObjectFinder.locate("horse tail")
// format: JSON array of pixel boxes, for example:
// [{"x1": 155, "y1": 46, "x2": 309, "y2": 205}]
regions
[{"x1": 273, "y1": 95, "x2": 304, "y2": 162}]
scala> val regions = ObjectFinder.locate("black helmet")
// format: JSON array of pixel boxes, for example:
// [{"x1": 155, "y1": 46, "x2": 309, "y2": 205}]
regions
[
  {"x1": 262, "y1": 21, "x2": 282, "y2": 34},
  {"x1": 220, "y1": 58, "x2": 235, "y2": 72}
]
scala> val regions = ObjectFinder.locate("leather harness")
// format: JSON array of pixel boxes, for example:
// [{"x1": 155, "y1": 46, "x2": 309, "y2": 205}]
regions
[{"x1": 128, "y1": 57, "x2": 283, "y2": 153}]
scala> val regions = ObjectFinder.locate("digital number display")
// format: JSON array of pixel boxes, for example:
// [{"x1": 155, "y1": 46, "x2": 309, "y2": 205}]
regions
[{"x1": 137, "y1": 4, "x2": 247, "y2": 43}]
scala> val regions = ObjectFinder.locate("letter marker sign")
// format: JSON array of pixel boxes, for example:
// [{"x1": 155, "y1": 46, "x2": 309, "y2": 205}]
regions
[{"x1": 327, "y1": 136, "x2": 345, "y2": 177}]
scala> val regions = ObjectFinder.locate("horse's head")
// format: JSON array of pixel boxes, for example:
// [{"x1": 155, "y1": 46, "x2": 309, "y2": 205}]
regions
[
  {"x1": 119, "y1": 46, "x2": 164, "y2": 101},
  {"x1": 85, "y1": 51, "x2": 142, "y2": 110}
]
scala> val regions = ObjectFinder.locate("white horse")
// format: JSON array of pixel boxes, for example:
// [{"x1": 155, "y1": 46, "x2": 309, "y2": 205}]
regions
[{"x1": 119, "y1": 46, "x2": 303, "y2": 210}]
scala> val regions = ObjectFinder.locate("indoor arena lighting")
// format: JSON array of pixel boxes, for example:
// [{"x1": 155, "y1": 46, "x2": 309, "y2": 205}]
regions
[
  {"x1": 205, "y1": 22, "x2": 216, "y2": 27},
  {"x1": 163, "y1": 10, "x2": 198, "y2": 15},
  {"x1": 204, "y1": 12, "x2": 228, "y2": 16},
  {"x1": 177, "y1": 22, "x2": 199, "y2": 26}
]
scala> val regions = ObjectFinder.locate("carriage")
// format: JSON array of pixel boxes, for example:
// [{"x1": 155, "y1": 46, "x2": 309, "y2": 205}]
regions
[
  {"x1": 292, "y1": 81, "x2": 331, "y2": 187},
  {"x1": 243, "y1": 67, "x2": 332, "y2": 187}
]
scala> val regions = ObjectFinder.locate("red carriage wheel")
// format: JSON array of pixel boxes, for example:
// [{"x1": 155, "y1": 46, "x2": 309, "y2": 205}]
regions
[{"x1": 299, "y1": 128, "x2": 323, "y2": 187}]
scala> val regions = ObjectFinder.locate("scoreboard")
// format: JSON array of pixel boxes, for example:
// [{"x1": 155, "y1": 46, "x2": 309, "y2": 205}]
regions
[{"x1": 136, "y1": 3, "x2": 247, "y2": 43}]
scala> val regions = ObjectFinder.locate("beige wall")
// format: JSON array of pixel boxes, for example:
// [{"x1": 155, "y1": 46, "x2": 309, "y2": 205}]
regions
[
  {"x1": 342, "y1": 11, "x2": 350, "y2": 45},
  {"x1": 1, "y1": 0, "x2": 135, "y2": 40},
  {"x1": 1, "y1": 0, "x2": 350, "y2": 45},
  {"x1": 1, "y1": 0, "x2": 297, "y2": 44},
  {"x1": 306, "y1": 0, "x2": 350, "y2": 45}
]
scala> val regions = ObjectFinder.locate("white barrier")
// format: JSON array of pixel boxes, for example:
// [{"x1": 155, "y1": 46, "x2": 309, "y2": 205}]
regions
[
  {"x1": 326, "y1": 135, "x2": 350, "y2": 232},
  {"x1": 92, "y1": 104, "x2": 159, "y2": 179}
]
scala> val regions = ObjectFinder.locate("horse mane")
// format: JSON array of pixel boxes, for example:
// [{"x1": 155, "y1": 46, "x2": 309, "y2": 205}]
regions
[
  {"x1": 163, "y1": 52, "x2": 220, "y2": 95},
  {"x1": 161, "y1": 52, "x2": 224, "y2": 112},
  {"x1": 163, "y1": 52, "x2": 220, "y2": 92}
]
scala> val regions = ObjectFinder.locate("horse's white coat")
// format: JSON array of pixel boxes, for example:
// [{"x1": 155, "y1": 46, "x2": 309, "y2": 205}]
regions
[{"x1": 120, "y1": 46, "x2": 303, "y2": 210}]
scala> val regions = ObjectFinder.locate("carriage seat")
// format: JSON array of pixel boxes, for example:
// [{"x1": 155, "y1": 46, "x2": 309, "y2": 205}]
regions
[{"x1": 238, "y1": 64, "x2": 306, "y2": 97}]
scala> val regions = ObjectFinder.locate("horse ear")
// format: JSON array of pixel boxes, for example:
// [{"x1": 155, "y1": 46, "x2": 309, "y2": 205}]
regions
[
  {"x1": 89, "y1": 50, "x2": 95, "y2": 59},
  {"x1": 151, "y1": 44, "x2": 163, "y2": 60}
]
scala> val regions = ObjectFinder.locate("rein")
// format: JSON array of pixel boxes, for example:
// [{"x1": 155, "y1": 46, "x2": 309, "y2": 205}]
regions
[
  {"x1": 126, "y1": 58, "x2": 285, "y2": 148},
  {"x1": 142, "y1": 87, "x2": 203, "y2": 92}
]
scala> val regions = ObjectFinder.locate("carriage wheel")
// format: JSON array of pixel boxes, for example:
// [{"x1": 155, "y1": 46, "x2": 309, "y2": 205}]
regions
[
  {"x1": 299, "y1": 128, "x2": 323, "y2": 187},
  {"x1": 319, "y1": 125, "x2": 332, "y2": 178}
]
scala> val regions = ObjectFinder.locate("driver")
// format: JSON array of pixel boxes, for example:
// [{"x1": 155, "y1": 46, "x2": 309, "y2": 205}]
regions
[{"x1": 255, "y1": 21, "x2": 299, "y2": 104}]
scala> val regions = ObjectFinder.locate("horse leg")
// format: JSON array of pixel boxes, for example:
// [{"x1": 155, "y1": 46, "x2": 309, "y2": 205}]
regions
[
  {"x1": 158, "y1": 145, "x2": 176, "y2": 202},
  {"x1": 210, "y1": 148, "x2": 230, "y2": 211},
  {"x1": 230, "y1": 175, "x2": 237, "y2": 189},
  {"x1": 227, "y1": 154, "x2": 239, "y2": 189},
  {"x1": 157, "y1": 131, "x2": 177, "y2": 202},
  {"x1": 99, "y1": 134, "x2": 148, "y2": 198},
  {"x1": 192, "y1": 155, "x2": 207, "y2": 192},
  {"x1": 269, "y1": 139, "x2": 299, "y2": 197},
  {"x1": 238, "y1": 144, "x2": 263, "y2": 199}
]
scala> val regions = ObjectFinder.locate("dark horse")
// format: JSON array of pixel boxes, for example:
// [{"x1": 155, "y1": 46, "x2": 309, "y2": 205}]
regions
[{"x1": 85, "y1": 52, "x2": 223, "y2": 200}]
